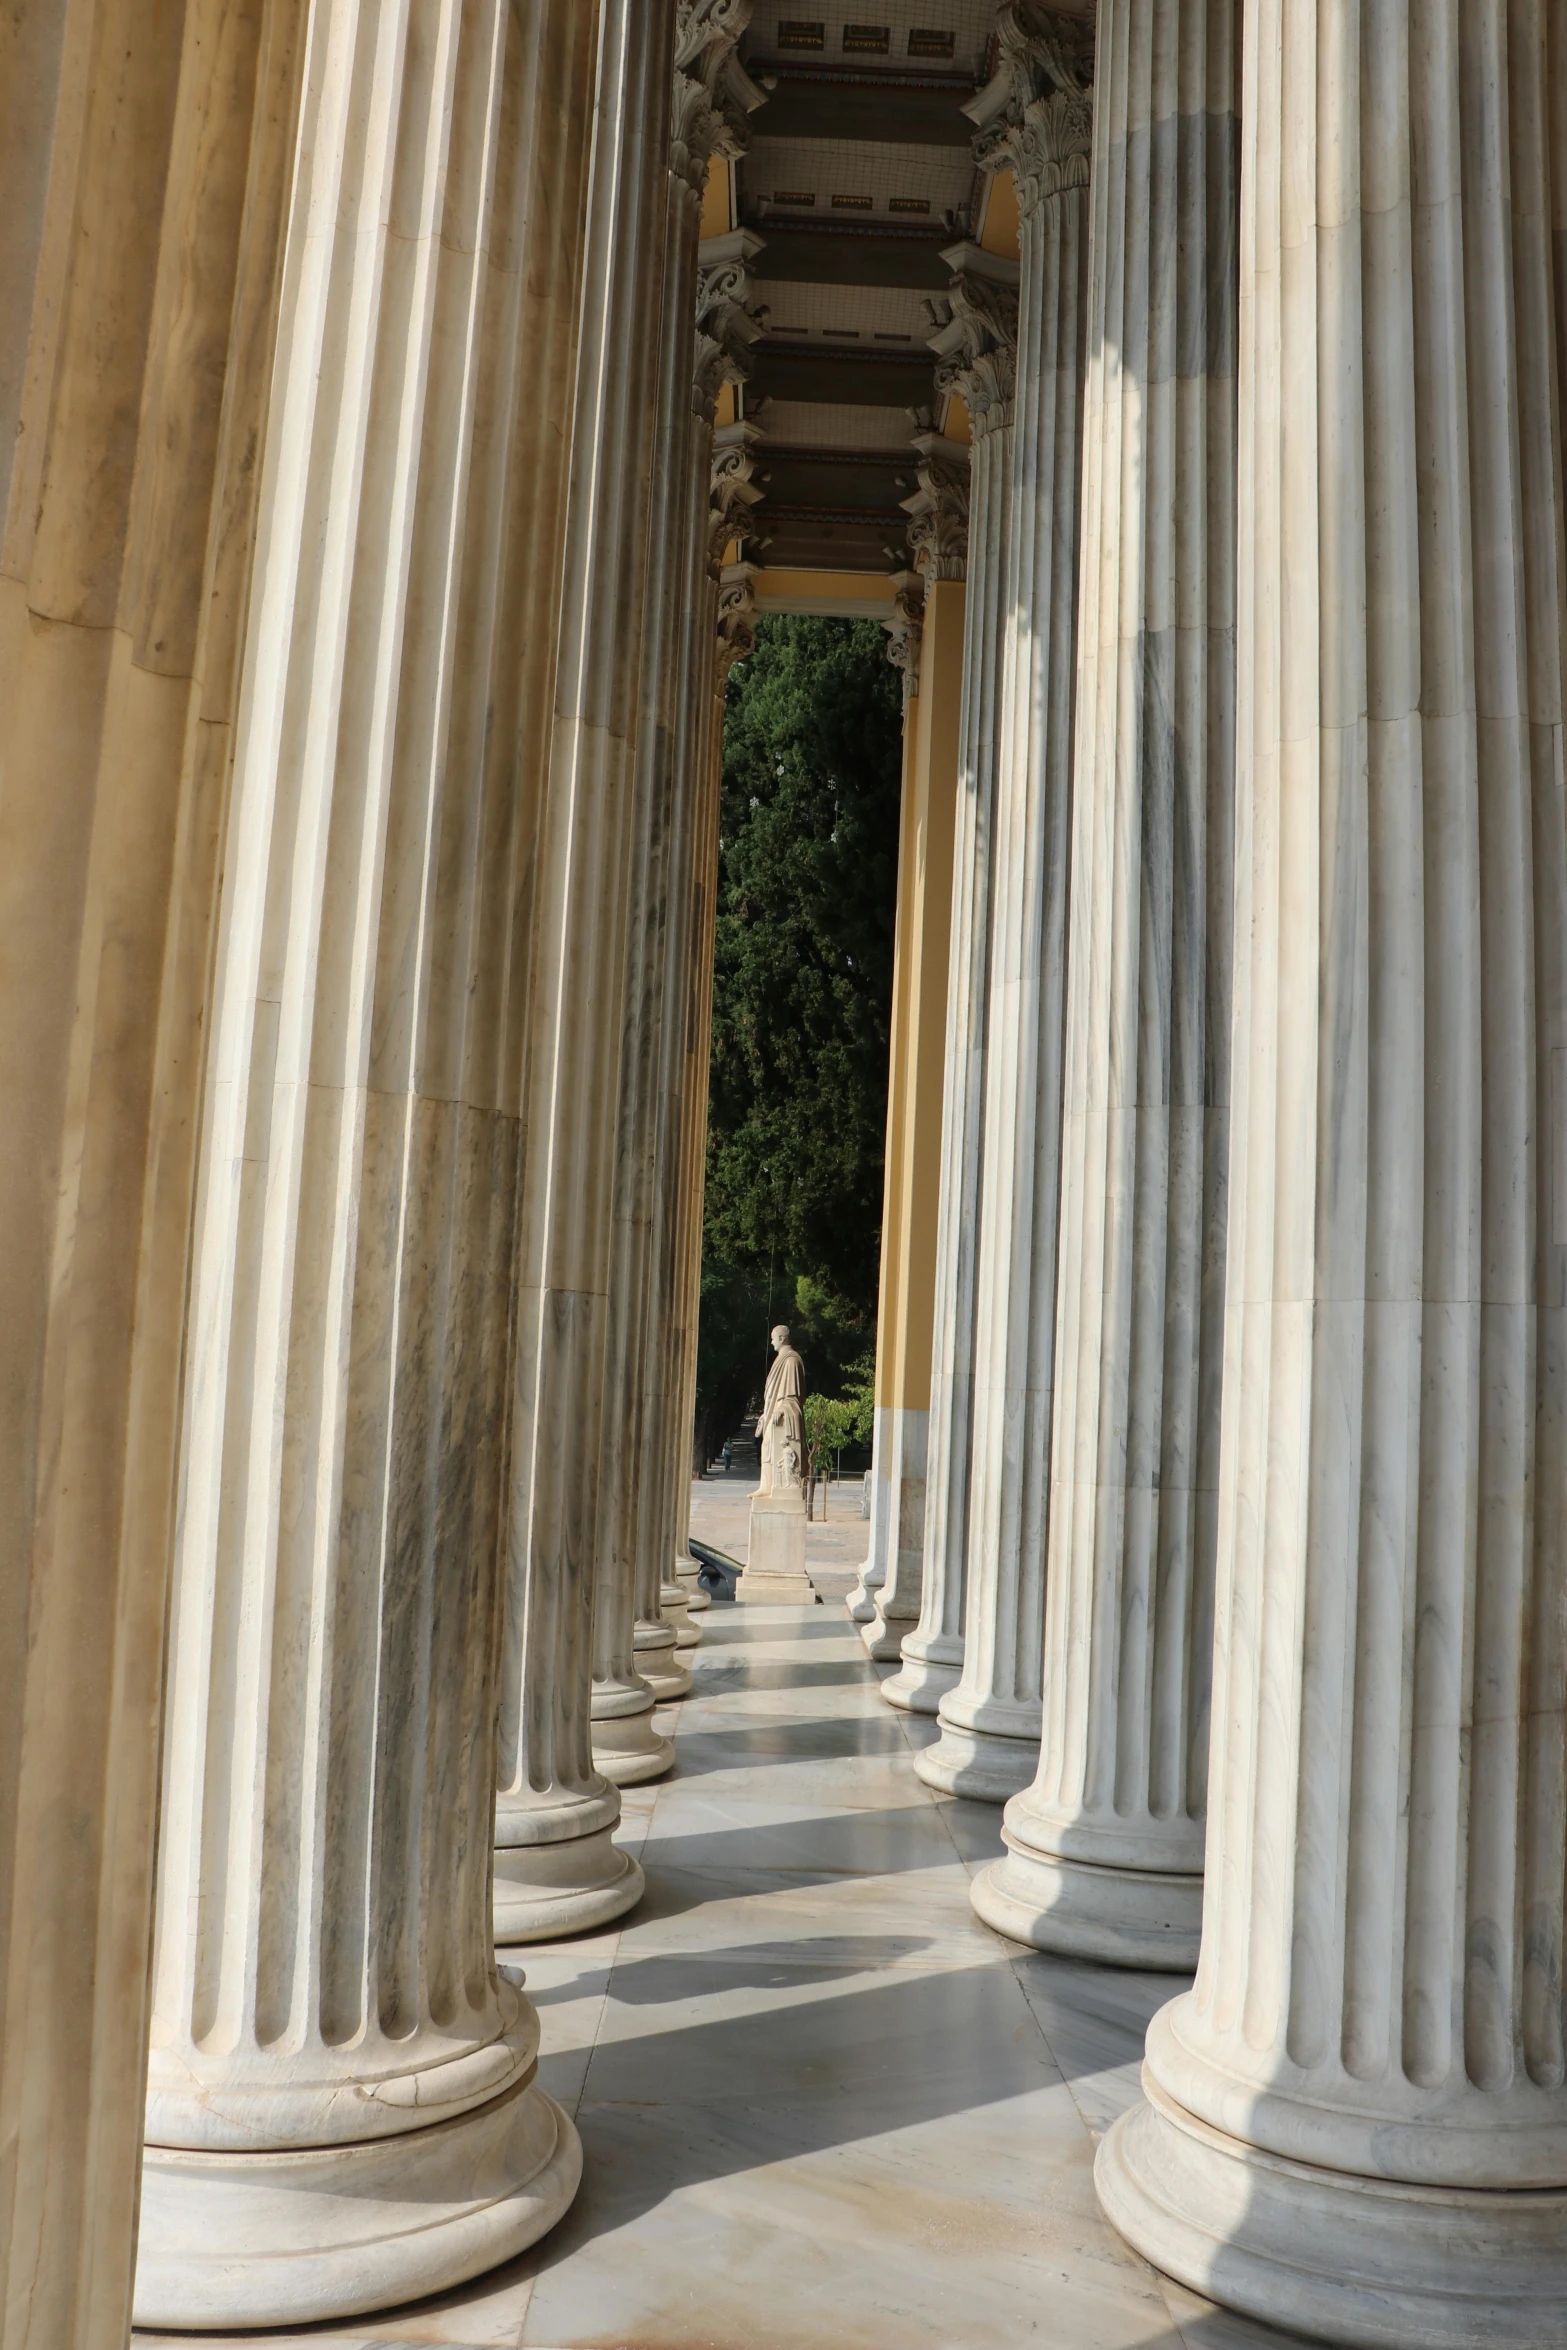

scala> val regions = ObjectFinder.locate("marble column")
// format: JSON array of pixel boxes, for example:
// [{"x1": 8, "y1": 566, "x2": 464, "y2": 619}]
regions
[
  {"x1": 897, "y1": 16, "x2": 1095, "y2": 1745},
  {"x1": 851, "y1": 434, "x2": 971, "y2": 1646},
  {"x1": 1098, "y1": 4, "x2": 1567, "y2": 2339},
  {"x1": 880, "y1": 569, "x2": 973, "y2": 1710},
  {"x1": 910, "y1": 250, "x2": 1044, "y2": 1802},
  {"x1": 974, "y1": 0, "x2": 1239, "y2": 1956},
  {"x1": 861, "y1": 572, "x2": 964, "y2": 1666},
  {"x1": 493, "y1": 0, "x2": 675, "y2": 1933},
  {"x1": 136, "y1": 3, "x2": 606, "y2": 2327},
  {"x1": 0, "y1": 5, "x2": 305, "y2": 2338}
]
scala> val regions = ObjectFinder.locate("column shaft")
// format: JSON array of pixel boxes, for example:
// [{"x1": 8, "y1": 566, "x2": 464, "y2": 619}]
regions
[
  {"x1": 975, "y1": 0, "x2": 1240, "y2": 1958},
  {"x1": 493, "y1": 0, "x2": 676, "y2": 1937},
  {"x1": 0, "y1": 5, "x2": 305, "y2": 2338},
  {"x1": 1099, "y1": 5, "x2": 1567, "y2": 2340},
  {"x1": 138, "y1": 3, "x2": 599, "y2": 2326}
]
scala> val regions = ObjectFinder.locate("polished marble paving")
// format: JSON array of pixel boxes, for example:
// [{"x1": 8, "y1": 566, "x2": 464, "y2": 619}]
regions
[{"x1": 137, "y1": 1595, "x2": 1308, "y2": 2350}]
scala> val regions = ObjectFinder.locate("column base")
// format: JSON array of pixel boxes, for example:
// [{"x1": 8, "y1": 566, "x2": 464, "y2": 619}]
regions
[
  {"x1": 748, "y1": 1493, "x2": 806, "y2": 1579},
  {"x1": 970, "y1": 1837, "x2": 1201, "y2": 1967},
  {"x1": 674, "y1": 1559, "x2": 711, "y2": 1614},
  {"x1": 879, "y1": 1639, "x2": 961, "y2": 1714},
  {"x1": 493, "y1": 1820, "x2": 644, "y2": 1943},
  {"x1": 633, "y1": 1628, "x2": 692, "y2": 1701},
  {"x1": 662, "y1": 1578, "x2": 701, "y2": 1648},
  {"x1": 913, "y1": 1717, "x2": 1038, "y2": 1803},
  {"x1": 591, "y1": 1707, "x2": 674, "y2": 1784},
  {"x1": 861, "y1": 1605, "x2": 917, "y2": 1662},
  {"x1": 135, "y1": 2071, "x2": 581, "y2": 2331},
  {"x1": 844, "y1": 1572, "x2": 883, "y2": 1624},
  {"x1": 1096, "y1": 2074, "x2": 1567, "y2": 2350}
]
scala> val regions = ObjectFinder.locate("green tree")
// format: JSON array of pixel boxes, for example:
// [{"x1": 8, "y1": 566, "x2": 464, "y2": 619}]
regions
[{"x1": 694, "y1": 614, "x2": 903, "y2": 1464}]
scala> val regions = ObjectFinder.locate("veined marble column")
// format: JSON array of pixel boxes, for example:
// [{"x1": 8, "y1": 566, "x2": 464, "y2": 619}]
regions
[
  {"x1": 1099, "y1": 5, "x2": 1567, "y2": 2340},
  {"x1": 0, "y1": 5, "x2": 304, "y2": 2338},
  {"x1": 880, "y1": 568, "x2": 972, "y2": 1709},
  {"x1": 493, "y1": 0, "x2": 675, "y2": 1934},
  {"x1": 848, "y1": 485, "x2": 970, "y2": 1636},
  {"x1": 591, "y1": 35, "x2": 762, "y2": 1771},
  {"x1": 901, "y1": 14, "x2": 1094, "y2": 1755},
  {"x1": 136, "y1": 3, "x2": 604, "y2": 2327},
  {"x1": 909, "y1": 248, "x2": 1038, "y2": 1800},
  {"x1": 974, "y1": 0, "x2": 1239, "y2": 1956}
]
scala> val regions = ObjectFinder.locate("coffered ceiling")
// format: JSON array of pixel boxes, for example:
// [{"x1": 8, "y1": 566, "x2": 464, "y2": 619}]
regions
[{"x1": 733, "y1": 6, "x2": 1003, "y2": 576}]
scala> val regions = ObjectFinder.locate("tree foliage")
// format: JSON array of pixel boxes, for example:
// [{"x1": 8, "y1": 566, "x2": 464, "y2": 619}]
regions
[{"x1": 694, "y1": 614, "x2": 903, "y2": 1459}]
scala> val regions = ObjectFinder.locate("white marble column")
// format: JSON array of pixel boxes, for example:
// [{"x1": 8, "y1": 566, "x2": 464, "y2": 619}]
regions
[
  {"x1": 870, "y1": 439, "x2": 975, "y2": 1692},
  {"x1": 492, "y1": 0, "x2": 676, "y2": 1930},
  {"x1": 136, "y1": 4, "x2": 606, "y2": 2327},
  {"x1": 0, "y1": 6, "x2": 304, "y2": 2337},
  {"x1": 974, "y1": 0, "x2": 1239, "y2": 1958},
  {"x1": 910, "y1": 253, "x2": 1042, "y2": 1799},
  {"x1": 896, "y1": 17, "x2": 1095, "y2": 1748},
  {"x1": 1098, "y1": 4, "x2": 1567, "y2": 2339}
]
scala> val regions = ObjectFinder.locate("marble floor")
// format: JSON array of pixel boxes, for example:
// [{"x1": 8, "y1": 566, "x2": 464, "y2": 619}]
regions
[{"x1": 138, "y1": 1589, "x2": 1309, "y2": 2350}]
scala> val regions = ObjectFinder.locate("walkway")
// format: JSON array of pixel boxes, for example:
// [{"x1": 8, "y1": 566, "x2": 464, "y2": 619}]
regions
[{"x1": 146, "y1": 1531, "x2": 1296, "y2": 2349}]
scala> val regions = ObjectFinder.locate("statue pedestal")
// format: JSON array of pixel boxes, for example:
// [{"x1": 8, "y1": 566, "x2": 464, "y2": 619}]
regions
[{"x1": 741, "y1": 1492, "x2": 813, "y2": 1603}]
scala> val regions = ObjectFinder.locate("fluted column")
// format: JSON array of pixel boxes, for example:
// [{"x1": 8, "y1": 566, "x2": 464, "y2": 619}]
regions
[
  {"x1": 879, "y1": 568, "x2": 972, "y2": 1706},
  {"x1": 894, "y1": 16, "x2": 1094, "y2": 1742},
  {"x1": 974, "y1": 0, "x2": 1238, "y2": 1953},
  {"x1": 848, "y1": 461, "x2": 971, "y2": 1632},
  {"x1": 911, "y1": 249, "x2": 1045, "y2": 1800},
  {"x1": 0, "y1": 6, "x2": 305, "y2": 2338},
  {"x1": 136, "y1": 5, "x2": 604, "y2": 2328},
  {"x1": 1098, "y1": 5, "x2": 1567, "y2": 2340},
  {"x1": 492, "y1": 0, "x2": 675, "y2": 1936}
]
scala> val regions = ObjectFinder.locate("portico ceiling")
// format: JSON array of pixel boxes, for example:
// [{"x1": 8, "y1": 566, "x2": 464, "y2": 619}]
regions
[{"x1": 733, "y1": 4, "x2": 1003, "y2": 576}]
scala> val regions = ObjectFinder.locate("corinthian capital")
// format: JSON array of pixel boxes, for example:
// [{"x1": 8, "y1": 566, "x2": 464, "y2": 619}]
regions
[
  {"x1": 673, "y1": 0, "x2": 768, "y2": 191},
  {"x1": 901, "y1": 432, "x2": 970, "y2": 583},
  {"x1": 967, "y1": 5, "x2": 1094, "y2": 216},
  {"x1": 925, "y1": 245, "x2": 1020, "y2": 436},
  {"x1": 882, "y1": 571, "x2": 926, "y2": 702},
  {"x1": 693, "y1": 228, "x2": 767, "y2": 421},
  {"x1": 710, "y1": 419, "x2": 767, "y2": 572},
  {"x1": 715, "y1": 560, "x2": 758, "y2": 682}
]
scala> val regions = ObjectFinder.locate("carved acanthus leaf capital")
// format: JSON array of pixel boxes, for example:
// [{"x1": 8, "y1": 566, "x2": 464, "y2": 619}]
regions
[
  {"x1": 967, "y1": 5, "x2": 1094, "y2": 216},
  {"x1": 925, "y1": 245, "x2": 1020, "y2": 436},
  {"x1": 709, "y1": 419, "x2": 767, "y2": 572},
  {"x1": 901, "y1": 432, "x2": 970, "y2": 583},
  {"x1": 715, "y1": 560, "x2": 759, "y2": 682},
  {"x1": 673, "y1": 0, "x2": 768, "y2": 190},
  {"x1": 693, "y1": 228, "x2": 767, "y2": 421},
  {"x1": 882, "y1": 571, "x2": 926, "y2": 702}
]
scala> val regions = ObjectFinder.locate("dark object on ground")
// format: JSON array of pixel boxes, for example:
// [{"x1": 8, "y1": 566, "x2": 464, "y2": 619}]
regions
[{"x1": 689, "y1": 1539, "x2": 742, "y2": 1603}]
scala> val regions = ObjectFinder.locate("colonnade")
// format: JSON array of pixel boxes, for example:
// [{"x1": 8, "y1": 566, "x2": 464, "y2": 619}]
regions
[
  {"x1": 855, "y1": 1, "x2": 1567, "y2": 2340},
  {"x1": 1, "y1": 0, "x2": 763, "y2": 2338},
  {"x1": 4, "y1": 0, "x2": 1567, "y2": 2344}
]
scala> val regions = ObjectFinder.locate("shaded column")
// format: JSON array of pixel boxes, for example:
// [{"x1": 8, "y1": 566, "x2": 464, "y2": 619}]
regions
[
  {"x1": 491, "y1": 0, "x2": 675, "y2": 1936},
  {"x1": 591, "y1": 40, "x2": 766, "y2": 1775},
  {"x1": 861, "y1": 573, "x2": 963, "y2": 1665},
  {"x1": 136, "y1": 3, "x2": 606, "y2": 2328},
  {"x1": 0, "y1": 5, "x2": 307, "y2": 2339},
  {"x1": 1098, "y1": 5, "x2": 1567, "y2": 2340},
  {"x1": 974, "y1": 0, "x2": 1238, "y2": 1956},
  {"x1": 908, "y1": 249, "x2": 1038, "y2": 1800},
  {"x1": 879, "y1": 569, "x2": 972, "y2": 1707}
]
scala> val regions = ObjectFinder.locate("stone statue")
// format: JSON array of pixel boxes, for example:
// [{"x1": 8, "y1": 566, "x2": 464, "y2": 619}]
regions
[{"x1": 754, "y1": 1323, "x2": 804, "y2": 1496}]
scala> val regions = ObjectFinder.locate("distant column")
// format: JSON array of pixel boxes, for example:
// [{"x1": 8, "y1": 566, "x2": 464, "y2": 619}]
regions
[
  {"x1": 493, "y1": 0, "x2": 676, "y2": 1934},
  {"x1": 974, "y1": 0, "x2": 1239, "y2": 1955},
  {"x1": 862, "y1": 567, "x2": 964, "y2": 1669},
  {"x1": 135, "y1": 3, "x2": 607, "y2": 2326},
  {"x1": 1098, "y1": 5, "x2": 1567, "y2": 2341},
  {"x1": 907, "y1": 248, "x2": 1037, "y2": 1801}
]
